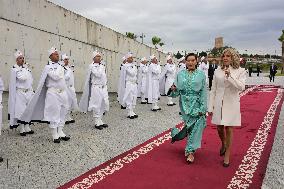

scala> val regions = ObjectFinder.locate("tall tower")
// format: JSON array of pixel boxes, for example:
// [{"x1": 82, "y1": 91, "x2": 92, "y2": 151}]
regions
[{"x1": 215, "y1": 37, "x2": 224, "y2": 48}]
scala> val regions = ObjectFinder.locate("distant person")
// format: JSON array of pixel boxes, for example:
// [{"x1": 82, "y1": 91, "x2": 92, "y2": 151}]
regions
[
  {"x1": 256, "y1": 64, "x2": 261, "y2": 77},
  {"x1": 269, "y1": 63, "x2": 277, "y2": 82},
  {"x1": 248, "y1": 64, "x2": 252, "y2": 77},
  {"x1": 147, "y1": 54, "x2": 162, "y2": 111},
  {"x1": 178, "y1": 56, "x2": 186, "y2": 72},
  {"x1": 137, "y1": 57, "x2": 148, "y2": 104},
  {"x1": 198, "y1": 56, "x2": 209, "y2": 84},
  {"x1": 208, "y1": 59, "x2": 218, "y2": 90}
]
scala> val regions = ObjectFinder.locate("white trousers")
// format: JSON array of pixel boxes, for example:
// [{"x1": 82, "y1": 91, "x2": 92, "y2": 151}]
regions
[
  {"x1": 165, "y1": 77, "x2": 175, "y2": 94},
  {"x1": 49, "y1": 105, "x2": 66, "y2": 129},
  {"x1": 65, "y1": 111, "x2": 73, "y2": 121},
  {"x1": 88, "y1": 85, "x2": 109, "y2": 117},
  {"x1": 123, "y1": 82, "x2": 137, "y2": 108},
  {"x1": 152, "y1": 79, "x2": 160, "y2": 101},
  {"x1": 15, "y1": 90, "x2": 34, "y2": 119},
  {"x1": 44, "y1": 89, "x2": 68, "y2": 123}
]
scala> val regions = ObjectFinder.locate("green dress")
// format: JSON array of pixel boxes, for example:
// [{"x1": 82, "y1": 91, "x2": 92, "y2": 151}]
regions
[{"x1": 170, "y1": 69, "x2": 207, "y2": 156}]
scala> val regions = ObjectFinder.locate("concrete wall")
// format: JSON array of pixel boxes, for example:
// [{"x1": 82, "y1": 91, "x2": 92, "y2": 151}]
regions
[{"x1": 0, "y1": 0, "x2": 168, "y2": 92}]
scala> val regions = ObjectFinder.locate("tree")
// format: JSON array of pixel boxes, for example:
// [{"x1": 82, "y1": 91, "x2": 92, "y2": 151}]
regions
[
  {"x1": 152, "y1": 36, "x2": 162, "y2": 49},
  {"x1": 126, "y1": 32, "x2": 137, "y2": 40},
  {"x1": 199, "y1": 51, "x2": 207, "y2": 57},
  {"x1": 174, "y1": 51, "x2": 183, "y2": 59},
  {"x1": 209, "y1": 46, "x2": 231, "y2": 58},
  {"x1": 278, "y1": 30, "x2": 284, "y2": 42}
]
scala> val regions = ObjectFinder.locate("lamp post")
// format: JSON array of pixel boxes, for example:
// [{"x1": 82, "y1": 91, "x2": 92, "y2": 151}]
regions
[{"x1": 139, "y1": 33, "x2": 146, "y2": 44}]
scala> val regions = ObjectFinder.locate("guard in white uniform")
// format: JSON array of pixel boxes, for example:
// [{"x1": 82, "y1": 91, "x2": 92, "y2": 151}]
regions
[
  {"x1": 160, "y1": 55, "x2": 177, "y2": 106},
  {"x1": 198, "y1": 56, "x2": 209, "y2": 84},
  {"x1": 178, "y1": 56, "x2": 186, "y2": 72},
  {"x1": 19, "y1": 47, "x2": 71, "y2": 143},
  {"x1": 120, "y1": 52, "x2": 138, "y2": 119},
  {"x1": 79, "y1": 50, "x2": 109, "y2": 130},
  {"x1": 146, "y1": 54, "x2": 162, "y2": 111},
  {"x1": 118, "y1": 56, "x2": 127, "y2": 109},
  {"x1": 8, "y1": 50, "x2": 35, "y2": 136},
  {"x1": 137, "y1": 57, "x2": 148, "y2": 104},
  {"x1": 61, "y1": 54, "x2": 78, "y2": 124}
]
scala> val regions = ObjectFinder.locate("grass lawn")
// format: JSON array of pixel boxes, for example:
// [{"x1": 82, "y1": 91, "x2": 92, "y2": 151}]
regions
[{"x1": 275, "y1": 72, "x2": 284, "y2": 76}]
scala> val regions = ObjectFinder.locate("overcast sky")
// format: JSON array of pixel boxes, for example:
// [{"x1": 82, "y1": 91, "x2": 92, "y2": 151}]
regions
[{"x1": 49, "y1": 0, "x2": 284, "y2": 55}]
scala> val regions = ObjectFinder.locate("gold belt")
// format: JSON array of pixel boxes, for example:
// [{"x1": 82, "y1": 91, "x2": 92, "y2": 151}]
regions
[
  {"x1": 48, "y1": 87, "x2": 64, "y2": 93},
  {"x1": 17, "y1": 88, "x2": 32, "y2": 93}
]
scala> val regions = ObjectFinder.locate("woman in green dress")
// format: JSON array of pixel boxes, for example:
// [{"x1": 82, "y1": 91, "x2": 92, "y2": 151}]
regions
[{"x1": 169, "y1": 53, "x2": 207, "y2": 164}]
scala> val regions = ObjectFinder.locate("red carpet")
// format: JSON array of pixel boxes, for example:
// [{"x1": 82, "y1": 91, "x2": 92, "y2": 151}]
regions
[{"x1": 59, "y1": 85, "x2": 284, "y2": 189}]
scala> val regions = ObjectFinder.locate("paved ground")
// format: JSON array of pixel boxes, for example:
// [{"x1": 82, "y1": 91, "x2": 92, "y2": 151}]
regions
[{"x1": 0, "y1": 75, "x2": 283, "y2": 189}]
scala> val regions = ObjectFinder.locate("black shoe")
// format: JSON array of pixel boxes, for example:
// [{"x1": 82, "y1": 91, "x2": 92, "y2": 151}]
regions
[
  {"x1": 167, "y1": 104, "x2": 174, "y2": 106},
  {"x1": 179, "y1": 112, "x2": 182, "y2": 115},
  {"x1": 127, "y1": 116, "x2": 135, "y2": 119},
  {"x1": 157, "y1": 108, "x2": 161, "y2": 111},
  {"x1": 223, "y1": 162, "x2": 230, "y2": 167},
  {"x1": 26, "y1": 130, "x2": 35, "y2": 135},
  {"x1": 0, "y1": 157, "x2": 3, "y2": 162},
  {"x1": 69, "y1": 120, "x2": 75, "y2": 124},
  {"x1": 102, "y1": 124, "x2": 108, "y2": 128},
  {"x1": 121, "y1": 105, "x2": 126, "y2": 109},
  {"x1": 151, "y1": 109, "x2": 157, "y2": 112},
  {"x1": 65, "y1": 121, "x2": 70, "y2": 124},
  {"x1": 134, "y1": 114, "x2": 138, "y2": 118},
  {"x1": 10, "y1": 125, "x2": 19, "y2": 129},
  {"x1": 20, "y1": 132, "x2": 26, "y2": 136},
  {"x1": 60, "y1": 136, "x2": 70, "y2": 141},
  {"x1": 220, "y1": 147, "x2": 226, "y2": 156},
  {"x1": 141, "y1": 102, "x2": 147, "y2": 104},
  {"x1": 53, "y1": 139, "x2": 61, "y2": 143},
  {"x1": 95, "y1": 125, "x2": 104, "y2": 130}
]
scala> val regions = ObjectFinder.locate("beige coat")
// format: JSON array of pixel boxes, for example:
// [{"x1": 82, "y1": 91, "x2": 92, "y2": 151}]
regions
[{"x1": 208, "y1": 66, "x2": 246, "y2": 126}]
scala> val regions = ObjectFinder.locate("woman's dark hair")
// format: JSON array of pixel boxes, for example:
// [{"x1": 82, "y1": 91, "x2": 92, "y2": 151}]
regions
[{"x1": 185, "y1": 53, "x2": 197, "y2": 61}]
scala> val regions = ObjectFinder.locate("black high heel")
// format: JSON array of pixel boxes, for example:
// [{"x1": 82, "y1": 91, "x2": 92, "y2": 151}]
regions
[{"x1": 223, "y1": 162, "x2": 230, "y2": 167}]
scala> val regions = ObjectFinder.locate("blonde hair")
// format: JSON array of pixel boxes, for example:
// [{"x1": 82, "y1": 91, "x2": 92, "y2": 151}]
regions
[{"x1": 220, "y1": 48, "x2": 240, "y2": 69}]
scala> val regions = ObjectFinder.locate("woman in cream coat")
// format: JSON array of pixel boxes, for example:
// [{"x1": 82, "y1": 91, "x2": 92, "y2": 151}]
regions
[{"x1": 208, "y1": 48, "x2": 246, "y2": 167}]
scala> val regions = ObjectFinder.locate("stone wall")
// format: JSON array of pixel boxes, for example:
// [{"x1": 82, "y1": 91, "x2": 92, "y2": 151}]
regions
[{"x1": 0, "y1": 0, "x2": 168, "y2": 92}]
